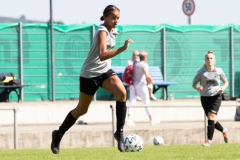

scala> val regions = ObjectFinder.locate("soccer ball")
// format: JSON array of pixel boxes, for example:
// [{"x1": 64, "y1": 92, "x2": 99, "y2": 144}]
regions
[
  {"x1": 153, "y1": 136, "x2": 164, "y2": 145},
  {"x1": 124, "y1": 134, "x2": 144, "y2": 152}
]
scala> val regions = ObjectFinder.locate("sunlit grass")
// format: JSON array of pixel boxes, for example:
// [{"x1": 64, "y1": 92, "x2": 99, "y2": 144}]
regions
[{"x1": 1, "y1": 143, "x2": 240, "y2": 160}]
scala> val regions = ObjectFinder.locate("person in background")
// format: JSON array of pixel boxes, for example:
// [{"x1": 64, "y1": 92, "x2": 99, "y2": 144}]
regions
[
  {"x1": 126, "y1": 51, "x2": 160, "y2": 126},
  {"x1": 192, "y1": 50, "x2": 228, "y2": 146},
  {"x1": 126, "y1": 50, "x2": 157, "y2": 101}
]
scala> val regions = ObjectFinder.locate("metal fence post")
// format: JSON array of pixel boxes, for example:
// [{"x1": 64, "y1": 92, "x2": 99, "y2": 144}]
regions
[
  {"x1": 50, "y1": 0, "x2": 55, "y2": 101},
  {"x1": 230, "y1": 27, "x2": 234, "y2": 98},
  {"x1": 92, "y1": 25, "x2": 97, "y2": 101},
  {"x1": 110, "y1": 105, "x2": 115, "y2": 146},
  {"x1": 162, "y1": 27, "x2": 166, "y2": 99},
  {"x1": 18, "y1": 23, "x2": 23, "y2": 101},
  {"x1": 204, "y1": 113, "x2": 207, "y2": 141}
]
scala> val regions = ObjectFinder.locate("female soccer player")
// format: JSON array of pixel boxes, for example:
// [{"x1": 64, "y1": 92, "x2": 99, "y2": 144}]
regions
[
  {"x1": 51, "y1": 5, "x2": 133, "y2": 153},
  {"x1": 192, "y1": 50, "x2": 228, "y2": 146}
]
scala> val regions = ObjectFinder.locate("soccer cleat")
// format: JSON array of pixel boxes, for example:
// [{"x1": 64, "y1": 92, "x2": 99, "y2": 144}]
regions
[
  {"x1": 202, "y1": 140, "x2": 211, "y2": 147},
  {"x1": 114, "y1": 132, "x2": 125, "y2": 152},
  {"x1": 125, "y1": 120, "x2": 135, "y2": 126},
  {"x1": 51, "y1": 130, "x2": 63, "y2": 154},
  {"x1": 223, "y1": 128, "x2": 228, "y2": 143}
]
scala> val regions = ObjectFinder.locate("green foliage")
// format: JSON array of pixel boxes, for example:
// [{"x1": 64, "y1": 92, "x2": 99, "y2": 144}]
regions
[{"x1": 0, "y1": 143, "x2": 240, "y2": 160}]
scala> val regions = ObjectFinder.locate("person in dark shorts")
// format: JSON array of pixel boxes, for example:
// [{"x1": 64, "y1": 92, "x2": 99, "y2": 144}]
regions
[
  {"x1": 192, "y1": 50, "x2": 229, "y2": 146},
  {"x1": 51, "y1": 5, "x2": 133, "y2": 154}
]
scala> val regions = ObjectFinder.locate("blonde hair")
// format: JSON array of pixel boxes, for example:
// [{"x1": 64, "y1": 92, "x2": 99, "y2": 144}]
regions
[
  {"x1": 139, "y1": 51, "x2": 148, "y2": 61},
  {"x1": 202, "y1": 50, "x2": 215, "y2": 68}
]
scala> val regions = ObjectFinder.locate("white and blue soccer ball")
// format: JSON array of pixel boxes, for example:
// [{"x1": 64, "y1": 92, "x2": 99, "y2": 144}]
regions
[
  {"x1": 124, "y1": 134, "x2": 144, "y2": 152},
  {"x1": 153, "y1": 136, "x2": 164, "y2": 146}
]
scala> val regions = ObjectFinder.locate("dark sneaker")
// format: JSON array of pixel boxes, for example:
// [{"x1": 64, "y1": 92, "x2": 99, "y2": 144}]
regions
[
  {"x1": 223, "y1": 128, "x2": 228, "y2": 143},
  {"x1": 51, "y1": 130, "x2": 63, "y2": 154},
  {"x1": 114, "y1": 132, "x2": 125, "y2": 152}
]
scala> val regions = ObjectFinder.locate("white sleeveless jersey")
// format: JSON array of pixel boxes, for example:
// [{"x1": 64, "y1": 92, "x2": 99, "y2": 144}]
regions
[{"x1": 80, "y1": 24, "x2": 118, "y2": 78}]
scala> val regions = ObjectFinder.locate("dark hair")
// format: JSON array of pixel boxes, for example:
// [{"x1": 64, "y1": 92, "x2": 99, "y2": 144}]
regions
[{"x1": 100, "y1": 5, "x2": 120, "y2": 21}]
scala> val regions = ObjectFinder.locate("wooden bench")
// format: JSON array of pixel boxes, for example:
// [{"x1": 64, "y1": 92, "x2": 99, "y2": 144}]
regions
[{"x1": 111, "y1": 66, "x2": 178, "y2": 100}]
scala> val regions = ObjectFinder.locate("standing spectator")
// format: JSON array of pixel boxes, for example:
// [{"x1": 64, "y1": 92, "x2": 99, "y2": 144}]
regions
[
  {"x1": 51, "y1": 5, "x2": 133, "y2": 154},
  {"x1": 126, "y1": 50, "x2": 140, "y2": 66},
  {"x1": 126, "y1": 50, "x2": 141, "y2": 101},
  {"x1": 192, "y1": 50, "x2": 228, "y2": 146},
  {"x1": 126, "y1": 50, "x2": 157, "y2": 101},
  {"x1": 126, "y1": 51, "x2": 160, "y2": 126}
]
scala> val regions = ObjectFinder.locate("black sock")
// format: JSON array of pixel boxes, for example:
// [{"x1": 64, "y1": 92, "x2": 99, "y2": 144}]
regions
[
  {"x1": 58, "y1": 111, "x2": 77, "y2": 135},
  {"x1": 116, "y1": 101, "x2": 127, "y2": 134},
  {"x1": 215, "y1": 121, "x2": 224, "y2": 132},
  {"x1": 207, "y1": 120, "x2": 215, "y2": 140}
]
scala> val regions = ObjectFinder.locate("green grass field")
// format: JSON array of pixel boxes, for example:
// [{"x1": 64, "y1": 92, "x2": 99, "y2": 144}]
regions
[{"x1": 1, "y1": 143, "x2": 240, "y2": 160}]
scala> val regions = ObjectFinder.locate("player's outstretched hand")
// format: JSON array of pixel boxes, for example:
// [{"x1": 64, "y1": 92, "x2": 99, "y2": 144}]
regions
[{"x1": 123, "y1": 39, "x2": 133, "y2": 50}]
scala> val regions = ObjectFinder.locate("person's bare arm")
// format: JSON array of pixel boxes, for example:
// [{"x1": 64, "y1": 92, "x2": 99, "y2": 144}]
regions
[
  {"x1": 192, "y1": 84, "x2": 203, "y2": 92},
  {"x1": 143, "y1": 70, "x2": 154, "y2": 84},
  {"x1": 219, "y1": 80, "x2": 228, "y2": 93},
  {"x1": 98, "y1": 31, "x2": 133, "y2": 61}
]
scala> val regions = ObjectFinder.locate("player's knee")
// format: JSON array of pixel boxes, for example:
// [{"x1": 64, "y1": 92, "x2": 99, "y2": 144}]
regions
[
  {"x1": 73, "y1": 105, "x2": 89, "y2": 117},
  {"x1": 208, "y1": 112, "x2": 216, "y2": 120},
  {"x1": 116, "y1": 89, "x2": 127, "y2": 100}
]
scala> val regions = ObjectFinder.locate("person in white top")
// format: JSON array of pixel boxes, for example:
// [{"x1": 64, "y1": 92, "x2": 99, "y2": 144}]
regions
[
  {"x1": 126, "y1": 50, "x2": 157, "y2": 101},
  {"x1": 126, "y1": 51, "x2": 160, "y2": 126},
  {"x1": 126, "y1": 50, "x2": 141, "y2": 101},
  {"x1": 126, "y1": 50, "x2": 140, "y2": 66}
]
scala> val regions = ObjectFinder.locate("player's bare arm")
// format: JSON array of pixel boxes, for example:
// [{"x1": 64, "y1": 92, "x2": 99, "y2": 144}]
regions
[{"x1": 98, "y1": 31, "x2": 133, "y2": 61}]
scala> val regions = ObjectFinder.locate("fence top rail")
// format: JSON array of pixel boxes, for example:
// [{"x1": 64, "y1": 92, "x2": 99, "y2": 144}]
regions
[
  {"x1": 0, "y1": 106, "x2": 19, "y2": 111},
  {"x1": 110, "y1": 100, "x2": 239, "y2": 108}
]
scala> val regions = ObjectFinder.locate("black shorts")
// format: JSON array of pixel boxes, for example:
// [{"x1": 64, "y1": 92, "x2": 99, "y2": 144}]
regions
[
  {"x1": 80, "y1": 69, "x2": 116, "y2": 95},
  {"x1": 201, "y1": 94, "x2": 222, "y2": 116}
]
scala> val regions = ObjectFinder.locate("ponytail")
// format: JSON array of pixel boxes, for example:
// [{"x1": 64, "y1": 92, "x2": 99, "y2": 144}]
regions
[{"x1": 202, "y1": 63, "x2": 207, "y2": 68}]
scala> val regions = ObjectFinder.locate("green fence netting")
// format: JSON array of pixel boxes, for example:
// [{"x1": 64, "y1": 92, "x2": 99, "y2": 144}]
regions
[{"x1": 0, "y1": 23, "x2": 239, "y2": 101}]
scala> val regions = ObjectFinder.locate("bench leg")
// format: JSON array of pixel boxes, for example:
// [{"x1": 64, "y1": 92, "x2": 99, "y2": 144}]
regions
[
  {"x1": 18, "y1": 88, "x2": 22, "y2": 102},
  {"x1": 13, "y1": 89, "x2": 20, "y2": 102},
  {"x1": 164, "y1": 87, "x2": 168, "y2": 100}
]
